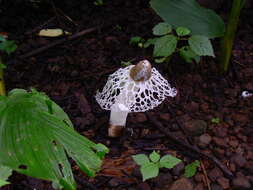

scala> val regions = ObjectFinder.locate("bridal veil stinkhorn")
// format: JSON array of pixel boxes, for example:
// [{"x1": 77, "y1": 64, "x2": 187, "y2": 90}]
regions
[{"x1": 95, "y1": 60, "x2": 177, "y2": 137}]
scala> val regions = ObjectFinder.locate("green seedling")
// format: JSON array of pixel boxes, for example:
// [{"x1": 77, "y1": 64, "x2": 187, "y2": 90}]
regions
[
  {"x1": 0, "y1": 35, "x2": 17, "y2": 55},
  {"x1": 184, "y1": 160, "x2": 200, "y2": 178},
  {"x1": 142, "y1": 22, "x2": 214, "y2": 64},
  {"x1": 94, "y1": 0, "x2": 103, "y2": 6},
  {"x1": 211, "y1": 117, "x2": 220, "y2": 124},
  {"x1": 129, "y1": 36, "x2": 145, "y2": 48},
  {"x1": 132, "y1": 151, "x2": 181, "y2": 181}
]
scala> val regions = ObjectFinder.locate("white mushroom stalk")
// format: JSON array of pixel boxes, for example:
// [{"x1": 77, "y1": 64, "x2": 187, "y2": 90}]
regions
[{"x1": 95, "y1": 60, "x2": 177, "y2": 137}]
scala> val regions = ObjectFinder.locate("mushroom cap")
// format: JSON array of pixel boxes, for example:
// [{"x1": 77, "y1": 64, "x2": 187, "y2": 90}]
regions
[{"x1": 95, "y1": 64, "x2": 177, "y2": 112}]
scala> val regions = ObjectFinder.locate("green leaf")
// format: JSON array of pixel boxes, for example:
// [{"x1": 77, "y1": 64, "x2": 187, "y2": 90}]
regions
[
  {"x1": 159, "y1": 155, "x2": 182, "y2": 169},
  {"x1": 188, "y1": 35, "x2": 214, "y2": 57},
  {"x1": 153, "y1": 35, "x2": 177, "y2": 57},
  {"x1": 0, "y1": 36, "x2": 5, "y2": 42},
  {"x1": 0, "y1": 40, "x2": 17, "y2": 54},
  {"x1": 93, "y1": 143, "x2": 109, "y2": 159},
  {"x1": 150, "y1": 0, "x2": 225, "y2": 38},
  {"x1": 132, "y1": 154, "x2": 150, "y2": 166},
  {"x1": 0, "y1": 89, "x2": 107, "y2": 189},
  {"x1": 176, "y1": 27, "x2": 191, "y2": 36},
  {"x1": 179, "y1": 46, "x2": 200, "y2": 63},
  {"x1": 140, "y1": 162, "x2": 159, "y2": 181},
  {"x1": 155, "y1": 57, "x2": 167, "y2": 63},
  {"x1": 152, "y1": 22, "x2": 172, "y2": 36},
  {"x1": 129, "y1": 36, "x2": 144, "y2": 45},
  {"x1": 0, "y1": 165, "x2": 12, "y2": 187},
  {"x1": 211, "y1": 117, "x2": 220, "y2": 124},
  {"x1": 149, "y1": 151, "x2": 160, "y2": 162},
  {"x1": 0, "y1": 63, "x2": 6, "y2": 69},
  {"x1": 144, "y1": 38, "x2": 157, "y2": 48},
  {"x1": 184, "y1": 160, "x2": 200, "y2": 178}
]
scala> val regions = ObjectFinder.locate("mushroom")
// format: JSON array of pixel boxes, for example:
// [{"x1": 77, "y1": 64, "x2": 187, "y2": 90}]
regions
[{"x1": 95, "y1": 60, "x2": 177, "y2": 137}]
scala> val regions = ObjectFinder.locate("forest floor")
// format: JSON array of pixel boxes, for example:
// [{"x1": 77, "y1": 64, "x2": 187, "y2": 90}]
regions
[{"x1": 0, "y1": 0, "x2": 253, "y2": 190}]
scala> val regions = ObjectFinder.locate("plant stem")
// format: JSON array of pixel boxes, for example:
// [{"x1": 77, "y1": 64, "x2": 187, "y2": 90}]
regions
[
  {"x1": 219, "y1": 0, "x2": 245, "y2": 74},
  {"x1": 0, "y1": 57, "x2": 6, "y2": 96}
]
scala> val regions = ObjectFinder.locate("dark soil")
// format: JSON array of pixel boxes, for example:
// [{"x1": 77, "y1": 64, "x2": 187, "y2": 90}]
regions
[{"x1": 0, "y1": 0, "x2": 253, "y2": 190}]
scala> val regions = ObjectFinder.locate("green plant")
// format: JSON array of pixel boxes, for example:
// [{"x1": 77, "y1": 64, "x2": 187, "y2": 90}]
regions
[
  {"x1": 142, "y1": 22, "x2": 214, "y2": 63},
  {"x1": 211, "y1": 117, "x2": 220, "y2": 124},
  {"x1": 184, "y1": 160, "x2": 200, "y2": 178},
  {"x1": 132, "y1": 151, "x2": 181, "y2": 181},
  {"x1": 0, "y1": 89, "x2": 109, "y2": 189},
  {"x1": 219, "y1": 0, "x2": 245, "y2": 73},
  {"x1": 150, "y1": 0, "x2": 225, "y2": 38},
  {"x1": 94, "y1": 0, "x2": 103, "y2": 6},
  {"x1": 0, "y1": 165, "x2": 12, "y2": 187},
  {"x1": 129, "y1": 36, "x2": 145, "y2": 48}
]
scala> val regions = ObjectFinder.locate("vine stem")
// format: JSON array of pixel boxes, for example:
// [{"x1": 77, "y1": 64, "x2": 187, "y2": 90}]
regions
[{"x1": 0, "y1": 57, "x2": 6, "y2": 96}]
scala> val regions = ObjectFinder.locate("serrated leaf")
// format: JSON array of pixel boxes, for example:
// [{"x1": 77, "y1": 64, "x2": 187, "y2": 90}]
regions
[
  {"x1": 0, "y1": 165, "x2": 12, "y2": 187},
  {"x1": 149, "y1": 151, "x2": 160, "y2": 162},
  {"x1": 188, "y1": 35, "x2": 214, "y2": 57},
  {"x1": 159, "y1": 155, "x2": 182, "y2": 169},
  {"x1": 179, "y1": 46, "x2": 200, "y2": 63},
  {"x1": 140, "y1": 162, "x2": 159, "y2": 181},
  {"x1": 132, "y1": 154, "x2": 150, "y2": 166},
  {"x1": 176, "y1": 27, "x2": 191, "y2": 36},
  {"x1": 0, "y1": 40, "x2": 17, "y2": 55},
  {"x1": 0, "y1": 89, "x2": 107, "y2": 189},
  {"x1": 144, "y1": 38, "x2": 157, "y2": 48},
  {"x1": 152, "y1": 22, "x2": 172, "y2": 36},
  {"x1": 150, "y1": 0, "x2": 225, "y2": 38},
  {"x1": 184, "y1": 160, "x2": 200, "y2": 178},
  {"x1": 154, "y1": 35, "x2": 177, "y2": 57}
]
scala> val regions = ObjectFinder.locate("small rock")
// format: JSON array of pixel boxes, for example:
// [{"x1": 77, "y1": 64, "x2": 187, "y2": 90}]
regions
[
  {"x1": 153, "y1": 172, "x2": 173, "y2": 188},
  {"x1": 183, "y1": 120, "x2": 207, "y2": 136},
  {"x1": 108, "y1": 178, "x2": 123, "y2": 187},
  {"x1": 216, "y1": 127, "x2": 227, "y2": 138},
  {"x1": 217, "y1": 177, "x2": 230, "y2": 189},
  {"x1": 233, "y1": 174, "x2": 251, "y2": 189},
  {"x1": 194, "y1": 183, "x2": 204, "y2": 190},
  {"x1": 210, "y1": 183, "x2": 223, "y2": 190},
  {"x1": 198, "y1": 133, "x2": 212, "y2": 147},
  {"x1": 231, "y1": 154, "x2": 247, "y2": 167},
  {"x1": 208, "y1": 167, "x2": 223, "y2": 182},
  {"x1": 159, "y1": 113, "x2": 171, "y2": 121},
  {"x1": 172, "y1": 162, "x2": 185, "y2": 176},
  {"x1": 137, "y1": 182, "x2": 151, "y2": 190},
  {"x1": 213, "y1": 137, "x2": 228, "y2": 148},
  {"x1": 229, "y1": 139, "x2": 239, "y2": 148},
  {"x1": 167, "y1": 178, "x2": 193, "y2": 190},
  {"x1": 135, "y1": 113, "x2": 147, "y2": 123}
]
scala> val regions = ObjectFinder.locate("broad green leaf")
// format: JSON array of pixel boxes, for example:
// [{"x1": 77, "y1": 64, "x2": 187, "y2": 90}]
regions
[
  {"x1": 0, "y1": 179, "x2": 9, "y2": 187},
  {"x1": 211, "y1": 117, "x2": 220, "y2": 124},
  {"x1": 132, "y1": 154, "x2": 150, "y2": 166},
  {"x1": 140, "y1": 162, "x2": 159, "y2": 181},
  {"x1": 0, "y1": 89, "x2": 108, "y2": 190},
  {"x1": 188, "y1": 35, "x2": 214, "y2": 57},
  {"x1": 0, "y1": 165, "x2": 12, "y2": 187},
  {"x1": 144, "y1": 38, "x2": 157, "y2": 48},
  {"x1": 153, "y1": 35, "x2": 177, "y2": 57},
  {"x1": 159, "y1": 155, "x2": 182, "y2": 169},
  {"x1": 155, "y1": 57, "x2": 167, "y2": 63},
  {"x1": 150, "y1": 0, "x2": 225, "y2": 38},
  {"x1": 179, "y1": 46, "x2": 200, "y2": 63},
  {"x1": 184, "y1": 160, "x2": 200, "y2": 178},
  {"x1": 152, "y1": 22, "x2": 172, "y2": 36},
  {"x1": 0, "y1": 40, "x2": 17, "y2": 54},
  {"x1": 176, "y1": 27, "x2": 191, "y2": 36},
  {"x1": 149, "y1": 151, "x2": 160, "y2": 162}
]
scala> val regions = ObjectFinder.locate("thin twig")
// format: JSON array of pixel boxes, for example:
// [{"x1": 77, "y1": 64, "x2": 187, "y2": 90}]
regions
[
  {"x1": 19, "y1": 26, "x2": 103, "y2": 59},
  {"x1": 146, "y1": 113, "x2": 234, "y2": 179},
  {"x1": 200, "y1": 160, "x2": 211, "y2": 190}
]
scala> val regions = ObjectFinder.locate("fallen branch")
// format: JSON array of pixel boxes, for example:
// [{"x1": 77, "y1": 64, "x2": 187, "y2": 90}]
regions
[
  {"x1": 20, "y1": 26, "x2": 103, "y2": 59},
  {"x1": 146, "y1": 113, "x2": 234, "y2": 179},
  {"x1": 200, "y1": 160, "x2": 211, "y2": 190}
]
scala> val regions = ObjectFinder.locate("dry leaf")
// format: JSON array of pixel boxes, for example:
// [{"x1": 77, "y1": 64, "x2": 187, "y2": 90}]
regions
[{"x1": 38, "y1": 29, "x2": 70, "y2": 37}]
